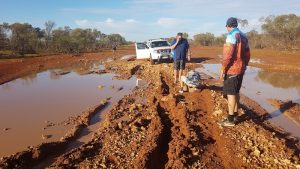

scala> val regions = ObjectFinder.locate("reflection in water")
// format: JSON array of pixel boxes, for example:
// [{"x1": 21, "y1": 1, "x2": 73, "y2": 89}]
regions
[
  {"x1": 50, "y1": 70, "x2": 61, "y2": 80},
  {"x1": 257, "y1": 71, "x2": 300, "y2": 94},
  {"x1": 6, "y1": 61, "x2": 105, "y2": 88},
  {"x1": 0, "y1": 61, "x2": 136, "y2": 157},
  {"x1": 1, "y1": 83, "x2": 11, "y2": 91},
  {"x1": 20, "y1": 73, "x2": 38, "y2": 85},
  {"x1": 200, "y1": 64, "x2": 300, "y2": 139},
  {"x1": 51, "y1": 60, "x2": 104, "y2": 76}
]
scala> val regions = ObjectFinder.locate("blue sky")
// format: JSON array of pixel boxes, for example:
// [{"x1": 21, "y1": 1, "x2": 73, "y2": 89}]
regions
[{"x1": 1, "y1": 0, "x2": 300, "y2": 41}]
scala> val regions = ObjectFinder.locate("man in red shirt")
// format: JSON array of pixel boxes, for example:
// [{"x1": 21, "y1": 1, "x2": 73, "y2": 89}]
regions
[{"x1": 219, "y1": 17, "x2": 251, "y2": 127}]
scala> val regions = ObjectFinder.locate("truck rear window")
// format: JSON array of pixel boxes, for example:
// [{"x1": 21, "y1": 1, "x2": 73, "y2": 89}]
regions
[{"x1": 151, "y1": 41, "x2": 169, "y2": 48}]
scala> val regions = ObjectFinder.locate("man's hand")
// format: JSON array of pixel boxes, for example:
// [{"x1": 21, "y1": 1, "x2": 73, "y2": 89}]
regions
[
  {"x1": 176, "y1": 36, "x2": 181, "y2": 43},
  {"x1": 219, "y1": 70, "x2": 224, "y2": 81},
  {"x1": 170, "y1": 38, "x2": 179, "y2": 50},
  {"x1": 187, "y1": 50, "x2": 191, "y2": 62}
]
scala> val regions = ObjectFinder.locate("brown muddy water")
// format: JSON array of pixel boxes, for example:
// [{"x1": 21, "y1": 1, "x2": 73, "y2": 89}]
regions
[
  {"x1": 197, "y1": 64, "x2": 300, "y2": 139},
  {"x1": 0, "y1": 62, "x2": 136, "y2": 157}
]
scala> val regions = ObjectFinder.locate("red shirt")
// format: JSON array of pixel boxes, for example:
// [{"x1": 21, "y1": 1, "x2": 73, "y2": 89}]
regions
[{"x1": 222, "y1": 28, "x2": 251, "y2": 75}]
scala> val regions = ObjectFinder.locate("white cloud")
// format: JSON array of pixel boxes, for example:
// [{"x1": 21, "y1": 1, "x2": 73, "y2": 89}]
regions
[
  {"x1": 61, "y1": 8, "x2": 125, "y2": 15},
  {"x1": 105, "y1": 18, "x2": 114, "y2": 24},
  {"x1": 126, "y1": 0, "x2": 174, "y2": 4},
  {"x1": 75, "y1": 18, "x2": 136, "y2": 30},
  {"x1": 157, "y1": 18, "x2": 181, "y2": 28},
  {"x1": 156, "y1": 17, "x2": 194, "y2": 35},
  {"x1": 125, "y1": 19, "x2": 136, "y2": 23},
  {"x1": 68, "y1": 0, "x2": 300, "y2": 41},
  {"x1": 75, "y1": 18, "x2": 151, "y2": 41},
  {"x1": 74, "y1": 19, "x2": 89, "y2": 27}
]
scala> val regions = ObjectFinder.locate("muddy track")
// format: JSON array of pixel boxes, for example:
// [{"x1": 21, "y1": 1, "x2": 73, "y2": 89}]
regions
[
  {"x1": 1, "y1": 56, "x2": 300, "y2": 168},
  {"x1": 159, "y1": 73, "x2": 170, "y2": 95},
  {"x1": 155, "y1": 72, "x2": 226, "y2": 168},
  {"x1": 145, "y1": 103, "x2": 172, "y2": 169}
]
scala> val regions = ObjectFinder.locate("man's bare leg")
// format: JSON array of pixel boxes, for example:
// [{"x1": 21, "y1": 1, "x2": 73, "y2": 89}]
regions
[
  {"x1": 179, "y1": 69, "x2": 183, "y2": 82},
  {"x1": 180, "y1": 76, "x2": 184, "y2": 89},
  {"x1": 227, "y1": 94, "x2": 237, "y2": 121},
  {"x1": 220, "y1": 94, "x2": 238, "y2": 126},
  {"x1": 179, "y1": 69, "x2": 182, "y2": 89},
  {"x1": 174, "y1": 69, "x2": 178, "y2": 83},
  {"x1": 234, "y1": 94, "x2": 240, "y2": 113}
]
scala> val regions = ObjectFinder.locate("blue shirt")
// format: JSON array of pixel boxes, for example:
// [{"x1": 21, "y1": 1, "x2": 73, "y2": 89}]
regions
[
  {"x1": 171, "y1": 38, "x2": 189, "y2": 60},
  {"x1": 226, "y1": 27, "x2": 248, "y2": 45}
]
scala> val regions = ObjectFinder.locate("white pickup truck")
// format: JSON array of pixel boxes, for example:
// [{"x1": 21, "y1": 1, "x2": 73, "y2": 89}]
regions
[{"x1": 135, "y1": 39, "x2": 172, "y2": 64}]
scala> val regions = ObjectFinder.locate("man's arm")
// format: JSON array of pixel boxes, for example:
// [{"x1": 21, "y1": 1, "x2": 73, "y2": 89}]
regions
[
  {"x1": 245, "y1": 45, "x2": 251, "y2": 66},
  {"x1": 187, "y1": 49, "x2": 191, "y2": 61},
  {"x1": 222, "y1": 43, "x2": 235, "y2": 72},
  {"x1": 170, "y1": 37, "x2": 180, "y2": 50},
  {"x1": 186, "y1": 42, "x2": 191, "y2": 61},
  {"x1": 219, "y1": 42, "x2": 235, "y2": 80}
]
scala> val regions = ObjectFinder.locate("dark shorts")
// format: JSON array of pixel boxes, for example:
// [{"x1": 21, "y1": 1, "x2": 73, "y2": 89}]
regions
[
  {"x1": 174, "y1": 59, "x2": 186, "y2": 70},
  {"x1": 223, "y1": 74, "x2": 244, "y2": 95}
]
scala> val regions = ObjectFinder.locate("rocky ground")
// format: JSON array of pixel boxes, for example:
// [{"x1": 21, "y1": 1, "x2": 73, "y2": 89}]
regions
[{"x1": 1, "y1": 46, "x2": 300, "y2": 168}]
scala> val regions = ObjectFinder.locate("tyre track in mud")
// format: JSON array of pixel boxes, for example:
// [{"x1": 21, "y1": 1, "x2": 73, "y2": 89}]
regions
[
  {"x1": 149, "y1": 71, "x2": 227, "y2": 168},
  {"x1": 145, "y1": 72, "x2": 173, "y2": 168},
  {"x1": 108, "y1": 59, "x2": 300, "y2": 168},
  {"x1": 145, "y1": 103, "x2": 172, "y2": 169},
  {"x1": 44, "y1": 61, "x2": 300, "y2": 168},
  {"x1": 3, "y1": 57, "x2": 300, "y2": 168}
]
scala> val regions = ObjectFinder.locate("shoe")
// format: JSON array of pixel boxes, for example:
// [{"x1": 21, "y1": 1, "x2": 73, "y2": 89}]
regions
[
  {"x1": 220, "y1": 118, "x2": 235, "y2": 127},
  {"x1": 222, "y1": 116, "x2": 239, "y2": 123},
  {"x1": 233, "y1": 116, "x2": 239, "y2": 123}
]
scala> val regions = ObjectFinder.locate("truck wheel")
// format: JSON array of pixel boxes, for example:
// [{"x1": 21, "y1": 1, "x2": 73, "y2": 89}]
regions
[{"x1": 150, "y1": 55, "x2": 154, "y2": 65}]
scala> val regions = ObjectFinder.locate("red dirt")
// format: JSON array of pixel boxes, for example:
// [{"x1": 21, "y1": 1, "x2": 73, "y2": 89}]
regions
[
  {"x1": 1, "y1": 46, "x2": 300, "y2": 168},
  {"x1": 190, "y1": 45, "x2": 300, "y2": 73}
]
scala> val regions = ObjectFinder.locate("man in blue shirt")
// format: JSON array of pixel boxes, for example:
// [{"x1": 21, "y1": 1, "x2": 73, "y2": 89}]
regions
[{"x1": 171, "y1": 32, "x2": 191, "y2": 84}]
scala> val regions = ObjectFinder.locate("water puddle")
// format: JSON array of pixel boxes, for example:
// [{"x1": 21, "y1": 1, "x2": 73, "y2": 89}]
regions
[
  {"x1": 120, "y1": 55, "x2": 136, "y2": 61},
  {"x1": 0, "y1": 62, "x2": 136, "y2": 157},
  {"x1": 249, "y1": 58, "x2": 263, "y2": 64},
  {"x1": 196, "y1": 64, "x2": 300, "y2": 138},
  {"x1": 136, "y1": 79, "x2": 148, "y2": 88}
]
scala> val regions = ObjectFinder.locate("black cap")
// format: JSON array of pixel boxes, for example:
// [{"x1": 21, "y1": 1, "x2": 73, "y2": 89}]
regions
[
  {"x1": 177, "y1": 32, "x2": 183, "y2": 36},
  {"x1": 226, "y1": 17, "x2": 238, "y2": 27}
]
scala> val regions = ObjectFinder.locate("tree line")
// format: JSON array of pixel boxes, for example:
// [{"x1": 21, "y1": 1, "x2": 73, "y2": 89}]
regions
[
  {"x1": 192, "y1": 14, "x2": 300, "y2": 50},
  {"x1": 1, "y1": 14, "x2": 299, "y2": 57},
  {"x1": 0, "y1": 20, "x2": 127, "y2": 56}
]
